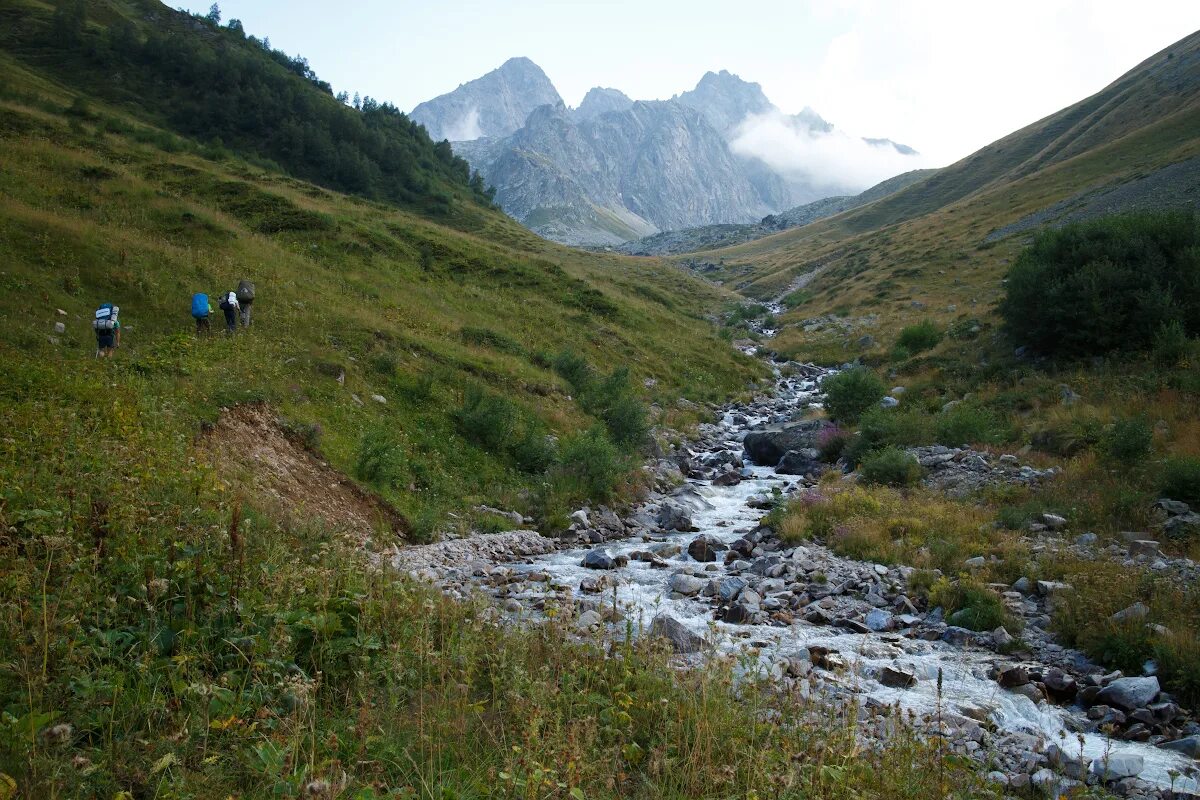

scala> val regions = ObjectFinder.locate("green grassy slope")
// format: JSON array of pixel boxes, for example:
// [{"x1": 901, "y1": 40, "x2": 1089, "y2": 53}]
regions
[{"x1": 0, "y1": 9, "x2": 762, "y2": 535}]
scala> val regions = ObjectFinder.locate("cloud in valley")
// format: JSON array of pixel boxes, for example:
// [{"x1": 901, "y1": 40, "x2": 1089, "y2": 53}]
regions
[{"x1": 730, "y1": 111, "x2": 931, "y2": 194}]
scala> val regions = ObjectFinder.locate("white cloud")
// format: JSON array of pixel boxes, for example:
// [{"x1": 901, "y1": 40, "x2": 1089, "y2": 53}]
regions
[
  {"x1": 730, "y1": 111, "x2": 930, "y2": 194},
  {"x1": 444, "y1": 107, "x2": 483, "y2": 142}
]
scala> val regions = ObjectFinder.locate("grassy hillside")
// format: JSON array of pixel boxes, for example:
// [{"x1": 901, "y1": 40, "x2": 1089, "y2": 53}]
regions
[{"x1": 0, "y1": 5, "x2": 1010, "y2": 799}]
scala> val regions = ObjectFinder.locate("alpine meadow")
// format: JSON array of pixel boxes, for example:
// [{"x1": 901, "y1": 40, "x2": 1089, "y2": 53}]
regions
[{"x1": 2, "y1": 2, "x2": 1200, "y2": 800}]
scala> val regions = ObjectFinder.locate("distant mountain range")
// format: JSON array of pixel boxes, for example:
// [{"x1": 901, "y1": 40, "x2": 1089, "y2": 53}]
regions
[{"x1": 410, "y1": 60, "x2": 921, "y2": 246}]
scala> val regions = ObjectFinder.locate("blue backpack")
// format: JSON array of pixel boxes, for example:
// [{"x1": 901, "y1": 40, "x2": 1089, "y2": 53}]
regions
[{"x1": 191, "y1": 293, "x2": 209, "y2": 319}]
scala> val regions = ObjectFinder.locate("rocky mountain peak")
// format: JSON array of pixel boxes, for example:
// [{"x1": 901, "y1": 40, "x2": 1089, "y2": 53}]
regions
[
  {"x1": 573, "y1": 87, "x2": 634, "y2": 122},
  {"x1": 678, "y1": 70, "x2": 775, "y2": 135},
  {"x1": 410, "y1": 57, "x2": 562, "y2": 142}
]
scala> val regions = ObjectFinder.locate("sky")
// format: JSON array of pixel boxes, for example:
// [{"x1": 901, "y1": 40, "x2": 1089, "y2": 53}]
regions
[{"x1": 177, "y1": 0, "x2": 1200, "y2": 167}]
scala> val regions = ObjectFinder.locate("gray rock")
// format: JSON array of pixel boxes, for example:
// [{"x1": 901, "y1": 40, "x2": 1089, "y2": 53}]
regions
[
  {"x1": 648, "y1": 615, "x2": 704, "y2": 653},
  {"x1": 575, "y1": 610, "x2": 603, "y2": 630},
  {"x1": 992, "y1": 627, "x2": 1015, "y2": 649},
  {"x1": 963, "y1": 556, "x2": 987, "y2": 569},
  {"x1": 1095, "y1": 676, "x2": 1160, "y2": 711},
  {"x1": 371, "y1": 394, "x2": 387, "y2": 404},
  {"x1": 1109, "y1": 602, "x2": 1150, "y2": 623},
  {"x1": 865, "y1": 609, "x2": 893, "y2": 632},
  {"x1": 1075, "y1": 532, "x2": 1098, "y2": 547},
  {"x1": 581, "y1": 549, "x2": 617, "y2": 570},
  {"x1": 742, "y1": 420, "x2": 823, "y2": 466},
  {"x1": 880, "y1": 396, "x2": 900, "y2": 409},
  {"x1": 658, "y1": 502, "x2": 697, "y2": 532},
  {"x1": 1159, "y1": 735, "x2": 1200, "y2": 758},
  {"x1": 1090, "y1": 753, "x2": 1143, "y2": 781},
  {"x1": 668, "y1": 573, "x2": 706, "y2": 597},
  {"x1": 1127, "y1": 540, "x2": 1161, "y2": 558},
  {"x1": 570, "y1": 509, "x2": 590, "y2": 528},
  {"x1": 717, "y1": 576, "x2": 747, "y2": 603}
]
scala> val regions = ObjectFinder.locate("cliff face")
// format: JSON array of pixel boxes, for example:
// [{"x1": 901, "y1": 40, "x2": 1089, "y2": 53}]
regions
[{"x1": 410, "y1": 57, "x2": 562, "y2": 142}]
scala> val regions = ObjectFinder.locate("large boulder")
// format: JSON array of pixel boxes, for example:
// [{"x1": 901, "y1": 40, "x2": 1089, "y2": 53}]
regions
[
  {"x1": 1090, "y1": 753, "x2": 1144, "y2": 781},
  {"x1": 1096, "y1": 676, "x2": 1160, "y2": 711},
  {"x1": 1159, "y1": 735, "x2": 1200, "y2": 758},
  {"x1": 879, "y1": 665, "x2": 916, "y2": 688},
  {"x1": 581, "y1": 549, "x2": 616, "y2": 570},
  {"x1": 776, "y1": 449, "x2": 827, "y2": 476},
  {"x1": 648, "y1": 615, "x2": 704, "y2": 653},
  {"x1": 742, "y1": 421, "x2": 823, "y2": 467},
  {"x1": 657, "y1": 502, "x2": 697, "y2": 532},
  {"x1": 688, "y1": 534, "x2": 728, "y2": 562}
]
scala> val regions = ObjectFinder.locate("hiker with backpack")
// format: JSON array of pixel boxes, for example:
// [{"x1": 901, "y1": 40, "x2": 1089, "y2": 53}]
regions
[
  {"x1": 192, "y1": 292, "x2": 213, "y2": 336},
  {"x1": 236, "y1": 280, "x2": 255, "y2": 328},
  {"x1": 93, "y1": 303, "x2": 120, "y2": 358},
  {"x1": 218, "y1": 290, "x2": 240, "y2": 334}
]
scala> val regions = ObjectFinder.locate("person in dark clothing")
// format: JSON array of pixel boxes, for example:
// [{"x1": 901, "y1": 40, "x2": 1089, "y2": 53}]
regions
[
  {"x1": 218, "y1": 290, "x2": 239, "y2": 334},
  {"x1": 236, "y1": 280, "x2": 255, "y2": 328},
  {"x1": 93, "y1": 303, "x2": 121, "y2": 357}
]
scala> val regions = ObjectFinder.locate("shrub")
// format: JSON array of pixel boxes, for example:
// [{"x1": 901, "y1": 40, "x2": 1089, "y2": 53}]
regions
[
  {"x1": 460, "y1": 326, "x2": 524, "y2": 355},
  {"x1": 859, "y1": 446, "x2": 922, "y2": 487},
  {"x1": 455, "y1": 384, "x2": 519, "y2": 452},
  {"x1": 816, "y1": 424, "x2": 851, "y2": 462},
  {"x1": 936, "y1": 404, "x2": 1004, "y2": 447},
  {"x1": 1162, "y1": 456, "x2": 1200, "y2": 506},
  {"x1": 552, "y1": 349, "x2": 594, "y2": 394},
  {"x1": 844, "y1": 407, "x2": 934, "y2": 466},
  {"x1": 929, "y1": 577, "x2": 1014, "y2": 632},
  {"x1": 896, "y1": 321, "x2": 942, "y2": 353},
  {"x1": 822, "y1": 367, "x2": 886, "y2": 424},
  {"x1": 999, "y1": 210, "x2": 1200, "y2": 357},
  {"x1": 1100, "y1": 416, "x2": 1153, "y2": 464},
  {"x1": 355, "y1": 427, "x2": 406, "y2": 488},
  {"x1": 555, "y1": 427, "x2": 624, "y2": 502},
  {"x1": 511, "y1": 425, "x2": 557, "y2": 474},
  {"x1": 1153, "y1": 319, "x2": 1191, "y2": 367}
]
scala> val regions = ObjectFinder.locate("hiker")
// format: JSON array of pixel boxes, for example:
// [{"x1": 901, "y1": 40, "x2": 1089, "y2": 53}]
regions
[
  {"x1": 218, "y1": 290, "x2": 239, "y2": 334},
  {"x1": 191, "y1": 292, "x2": 213, "y2": 336},
  {"x1": 236, "y1": 279, "x2": 255, "y2": 327},
  {"x1": 93, "y1": 302, "x2": 120, "y2": 358}
]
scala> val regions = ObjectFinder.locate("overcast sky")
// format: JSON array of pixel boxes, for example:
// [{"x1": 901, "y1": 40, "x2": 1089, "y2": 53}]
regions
[{"x1": 178, "y1": 0, "x2": 1199, "y2": 166}]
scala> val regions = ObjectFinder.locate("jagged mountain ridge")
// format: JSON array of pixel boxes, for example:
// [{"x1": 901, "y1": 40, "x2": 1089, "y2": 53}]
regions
[
  {"x1": 410, "y1": 57, "x2": 563, "y2": 142},
  {"x1": 415, "y1": 61, "x2": 919, "y2": 246}
]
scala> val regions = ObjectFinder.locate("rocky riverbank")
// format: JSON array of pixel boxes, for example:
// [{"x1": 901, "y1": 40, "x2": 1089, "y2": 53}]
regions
[{"x1": 393, "y1": 365, "x2": 1200, "y2": 799}]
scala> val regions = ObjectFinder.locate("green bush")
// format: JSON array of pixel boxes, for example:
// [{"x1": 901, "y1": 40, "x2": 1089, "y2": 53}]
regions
[
  {"x1": 859, "y1": 446, "x2": 922, "y2": 487},
  {"x1": 1153, "y1": 319, "x2": 1192, "y2": 367},
  {"x1": 355, "y1": 427, "x2": 407, "y2": 488},
  {"x1": 555, "y1": 427, "x2": 625, "y2": 502},
  {"x1": 896, "y1": 321, "x2": 942, "y2": 353},
  {"x1": 844, "y1": 407, "x2": 934, "y2": 466},
  {"x1": 1101, "y1": 416, "x2": 1153, "y2": 463},
  {"x1": 936, "y1": 404, "x2": 1005, "y2": 447},
  {"x1": 822, "y1": 368, "x2": 886, "y2": 424},
  {"x1": 455, "y1": 384, "x2": 519, "y2": 451},
  {"x1": 930, "y1": 577, "x2": 1015, "y2": 632},
  {"x1": 999, "y1": 211, "x2": 1200, "y2": 357},
  {"x1": 552, "y1": 349, "x2": 595, "y2": 394},
  {"x1": 1162, "y1": 456, "x2": 1200, "y2": 506}
]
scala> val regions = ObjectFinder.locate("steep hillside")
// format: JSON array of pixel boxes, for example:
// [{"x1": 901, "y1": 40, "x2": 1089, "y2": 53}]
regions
[{"x1": 688, "y1": 29, "x2": 1200, "y2": 350}]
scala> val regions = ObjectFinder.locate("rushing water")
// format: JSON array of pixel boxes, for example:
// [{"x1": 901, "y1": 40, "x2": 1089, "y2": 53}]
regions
[{"x1": 502, "y1": 370, "x2": 1199, "y2": 792}]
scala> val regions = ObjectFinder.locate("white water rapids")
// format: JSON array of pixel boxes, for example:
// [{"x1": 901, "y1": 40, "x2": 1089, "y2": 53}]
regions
[{"x1": 501, "y1": 371, "x2": 1199, "y2": 793}]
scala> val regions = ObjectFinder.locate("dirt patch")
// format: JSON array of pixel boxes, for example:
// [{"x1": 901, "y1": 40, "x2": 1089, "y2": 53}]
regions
[{"x1": 199, "y1": 403, "x2": 407, "y2": 545}]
